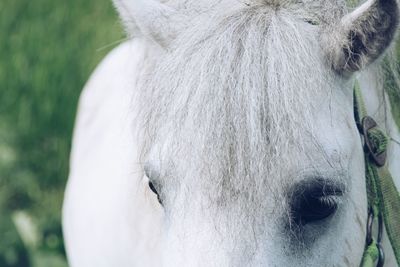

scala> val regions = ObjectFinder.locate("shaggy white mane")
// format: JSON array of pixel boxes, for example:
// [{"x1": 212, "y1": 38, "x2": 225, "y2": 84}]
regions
[
  {"x1": 117, "y1": 0, "x2": 400, "y2": 253},
  {"x1": 134, "y1": 5, "x2": 349, "y2": 257}
]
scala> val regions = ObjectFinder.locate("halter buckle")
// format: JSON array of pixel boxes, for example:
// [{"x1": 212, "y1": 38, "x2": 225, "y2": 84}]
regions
[{"x1": 361, "y1": 116, "x2": 387, "y2": 167}]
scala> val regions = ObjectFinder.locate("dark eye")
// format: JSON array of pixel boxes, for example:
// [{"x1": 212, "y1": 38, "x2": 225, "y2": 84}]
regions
[
  {"x1": 290, "y1": 179, "x2": 344, "y2": 226},
  {"x1": 144, "y1": 162, "x2": 162, "y2": 205},
  {"x1": 148, "y1": 181, "x2": 158, "y2": 195},
  {"x1": 148, "y1": 181, "x2": 162, "y2": 205}
]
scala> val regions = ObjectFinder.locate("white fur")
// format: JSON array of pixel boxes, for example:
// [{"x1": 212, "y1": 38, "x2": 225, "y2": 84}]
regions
[
  {"x1": 63, "y1": 40, "x2": 163, "y2": 267},
  {"x1": 63, "y1": 0, "x2": 400, "y2": 266},
  {"x1": 114, "y1": 0, "x2": 185, "y2": 46}
]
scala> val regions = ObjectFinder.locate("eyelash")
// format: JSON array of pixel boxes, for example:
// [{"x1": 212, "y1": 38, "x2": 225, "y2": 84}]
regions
[{"x1": 318, "y1": 195, "x2": 340, "y2": 207}]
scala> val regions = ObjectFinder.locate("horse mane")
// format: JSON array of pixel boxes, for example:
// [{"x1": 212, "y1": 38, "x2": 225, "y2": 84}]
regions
[
  {"x1": 129, "y1": 0, "x2": 400, "y2": 258},
  {"x1": 135, "y1": 2, "x2": 350, "y2": 237},
  {"x1": 134, "y1": 0, "x2": 400, "y2": 184}
]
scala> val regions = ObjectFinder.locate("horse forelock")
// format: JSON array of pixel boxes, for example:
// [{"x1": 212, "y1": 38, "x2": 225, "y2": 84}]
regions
[
  {"x1": 123, "y1": 2, "x2": 380, "y2": 262},
  {"x1": 164, "y1": 0, "x2": 347, "y2": 19},
  {"x1": 134, "y1": 4, "x2": 351, "y2": 248}
]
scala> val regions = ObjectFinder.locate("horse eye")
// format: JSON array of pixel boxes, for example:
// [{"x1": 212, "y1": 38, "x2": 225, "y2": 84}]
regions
[
  {"x1": 148, "y1": 181, "x2": 162, "y2": 205},
  {"x1": 290, "y1": 179, "x2": 344, "y2": 226},
  {"x1": 148, "y1": 181, "x2": 158, "y2": 195},
  {"x1": 292, "y1": 194, "x2": 338, "y2": 225},
  {"x1": 144, "y1": 162, "x2": 163, "y2": 205}
]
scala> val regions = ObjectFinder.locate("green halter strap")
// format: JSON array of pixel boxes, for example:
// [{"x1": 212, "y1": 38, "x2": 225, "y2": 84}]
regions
[{"x1": 354, "y1": 81, "x2": 400, "y2": 267}]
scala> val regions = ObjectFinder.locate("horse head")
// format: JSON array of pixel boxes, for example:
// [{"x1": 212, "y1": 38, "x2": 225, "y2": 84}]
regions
[{"x1": 82, "y1": 0, "x2": 400, "y2": 265}]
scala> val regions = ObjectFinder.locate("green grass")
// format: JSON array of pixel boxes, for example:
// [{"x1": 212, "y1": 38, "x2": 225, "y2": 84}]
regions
[{"x1": 0, "y1": 1, "x2": 123, "y2": 266}]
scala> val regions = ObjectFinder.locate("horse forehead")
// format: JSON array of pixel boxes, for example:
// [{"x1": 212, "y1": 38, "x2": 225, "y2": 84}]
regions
[
  {"x1": 180, "y1": 97, "x2": 354, "y2": 185},
  {"x1": 141, "y1": 5, "x2": 356, "y2": 184},
  {"x1": 148, "y1": 75, "x2": 354, "y2": 178}
]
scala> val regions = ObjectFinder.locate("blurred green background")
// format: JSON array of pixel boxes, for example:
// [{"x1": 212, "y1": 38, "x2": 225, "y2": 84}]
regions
[{"x1": 0, "y1": 1, "x2": 123, "y2": 266}]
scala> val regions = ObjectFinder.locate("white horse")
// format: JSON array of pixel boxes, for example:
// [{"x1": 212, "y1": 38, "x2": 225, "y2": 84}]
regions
[{"x1": 63, "y1": 0, "x2": 400, "y2": 266}]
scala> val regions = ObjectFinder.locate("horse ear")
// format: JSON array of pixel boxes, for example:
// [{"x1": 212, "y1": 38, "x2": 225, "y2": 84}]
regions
[
  {"x1": 113, "y1": 0, "x2": 184, "y2": 47},
  {"x1": 325, "y1": 0, "x2": 399, "y2": 74}
]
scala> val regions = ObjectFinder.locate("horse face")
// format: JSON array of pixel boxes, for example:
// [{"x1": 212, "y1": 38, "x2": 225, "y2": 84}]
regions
[
  {"x1": 126, "y1": 0, "x2": 399, "y2": 266},
  {"x1": 143, "y1": 77, "x2": 366, "y2": 266}
]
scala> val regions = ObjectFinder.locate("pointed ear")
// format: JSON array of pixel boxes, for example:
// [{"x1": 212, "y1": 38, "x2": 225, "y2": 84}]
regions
[
  {"x1": 113, "y1": 0, "x2": 185, "y2": 47},
  {"x1": 324, "y1": 0, "x2": 399, "y2": 74}
]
